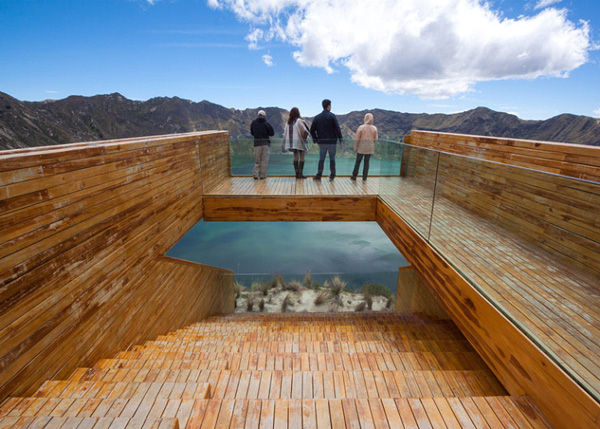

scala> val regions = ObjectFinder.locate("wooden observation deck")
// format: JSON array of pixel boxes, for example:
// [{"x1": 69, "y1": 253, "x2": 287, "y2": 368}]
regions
[{"x1": 0, "y1": 130, "x2": 599, "y2": 428}]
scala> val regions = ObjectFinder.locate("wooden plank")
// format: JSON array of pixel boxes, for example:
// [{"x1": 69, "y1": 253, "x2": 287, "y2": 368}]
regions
[{"x1": 203, "y1": 196, "x2": 377, "y2": 222}]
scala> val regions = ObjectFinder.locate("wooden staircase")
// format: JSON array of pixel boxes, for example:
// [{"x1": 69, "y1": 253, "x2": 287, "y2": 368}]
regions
[{"x1": 0, "y1": 312, "x2": 552, "y2": 428}]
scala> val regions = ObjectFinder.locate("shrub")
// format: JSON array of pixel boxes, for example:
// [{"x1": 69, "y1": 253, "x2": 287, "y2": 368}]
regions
[
  {"x1": 386, "y1": 296, "x2": 394, "y2": 309},
  {"x1": 252, "y1": 282, "x2": 270, "y2": 296},
  {"x1": 314, "y1": 291, "x2": 329, "y2": 306},
  {"x1": 275, "y1": 272, "x2": 286, "y2": 289},
  {"x1": 303, "y1": 269, "x2": 312, "y2": 288},
  {"x1": 364, "y1": 291, "x2": 373, "y2": 310},
  {"x1": 234, "y1": 282, "x2": 245, "y2": 299},
  {"x1": 308, "y1": 282, "x2": 322, "y2": 290},
  {"x1": 285, "y1": 280, "x2": 302, "y2": 292},
  {"x1": 362, "y1": 283, "x2": 393, "y2": 298},
  {"x1": 330, "y1": 276, "x2": 347, "y2": 296}
]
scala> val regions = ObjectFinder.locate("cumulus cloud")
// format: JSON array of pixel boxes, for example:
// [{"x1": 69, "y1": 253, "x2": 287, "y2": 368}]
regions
[
  {"x1": 594, "y1": 108, "x2": 600, "y2": 117},
  {"x1": 534, "y1": 0, "x2": 562, "y2": 10},
  {"x1": 208, "y1": 0, "x2": 591, "y2": 99},
  {"x1": 262, "y1": 54, "x2": 274, "y2": 66}
]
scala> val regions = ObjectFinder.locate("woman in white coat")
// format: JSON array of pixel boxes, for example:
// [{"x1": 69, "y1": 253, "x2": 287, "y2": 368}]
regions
[
  {"x1": 351, "y1": 112, "x2": 378, "y2": 181},
  {"x1": 282, "y1": 107, "x2": 310, "y2": 179}
]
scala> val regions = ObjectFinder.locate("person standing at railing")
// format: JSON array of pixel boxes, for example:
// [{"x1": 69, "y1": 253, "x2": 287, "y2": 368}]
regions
[
  {"x1": 351, "y1": 112, "x2": 378, "y2": 182},
  {"x1": 250, "y1": 110, "x2": 275, "y2": 180},
  {"x1": 310, "y1": 99, "x2": 343, "y2": 181},
  {"x1": 282, "y1": 107, "x2": 310, "y2": 179}
]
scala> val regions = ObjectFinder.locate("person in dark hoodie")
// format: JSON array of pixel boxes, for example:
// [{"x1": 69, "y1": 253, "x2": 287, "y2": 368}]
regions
[
  {"x1": 309, "y1": 99, "x2": 343, "y2": 181},
  {"x1": 250, "y1": 110, "x2": 275, "y2": 179}
]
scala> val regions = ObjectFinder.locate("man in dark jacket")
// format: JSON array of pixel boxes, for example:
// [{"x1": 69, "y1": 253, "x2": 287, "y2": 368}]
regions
[
  {"x1": 250, "y1": 110, "x2": 275, "y2": 179},
  {"x1": 310, "y1": 99, "x2": 343, "y2": 181}
]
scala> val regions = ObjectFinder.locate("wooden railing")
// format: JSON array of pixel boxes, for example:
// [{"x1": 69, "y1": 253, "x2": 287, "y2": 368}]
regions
[{"x1": 0, "y1": 131, "x2": 233, "y2": 401}]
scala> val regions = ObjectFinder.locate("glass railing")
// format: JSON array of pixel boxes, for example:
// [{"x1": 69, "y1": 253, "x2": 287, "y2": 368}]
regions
[
  {"x1": 229, "y1": 134, "x2": 403, "y2": 177},
  {"x1": 378, "y1": 144, "x2": 440, "y2": 240},
  {"x1": 222, "y1": 270, "x2": 399, "y2": 313},
  {"x1": 378, "y1": 142, "x2": 600, "y2": 402}
]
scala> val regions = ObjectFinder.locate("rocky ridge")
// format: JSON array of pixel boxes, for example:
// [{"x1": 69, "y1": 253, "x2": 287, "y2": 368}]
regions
[{"x1": 1, "y1": 91, "x2": 599, "y2": 150}]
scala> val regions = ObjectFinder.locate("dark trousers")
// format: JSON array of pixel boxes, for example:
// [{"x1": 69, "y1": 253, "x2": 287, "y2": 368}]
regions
[
  {"x1": 316, "y1": 144, "x2": 337, "y2": 178},
  {"x1": 352, "y1": 153, "x2": 371, "y2": 179}
]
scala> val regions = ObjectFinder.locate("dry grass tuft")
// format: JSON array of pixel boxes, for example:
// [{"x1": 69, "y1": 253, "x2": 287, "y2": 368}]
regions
[
  {"x1": 285, "y1": 280, "x2": 302, "y2": 292},
  {"x1": 314, "y1": 291, "x2": 329, "y2": 306},
  {"x1": 259, "y1": 299, "x2": 265, "y2": 312},
  {"x1": 246, "y1": 296, "x2": 254, "y2": 312},
  {"x1": 330, "y1": 276, "x2": 346, "y2": 296},
  {"x1": 281, "y1": 294, "x2": 292, "y2": 312}
]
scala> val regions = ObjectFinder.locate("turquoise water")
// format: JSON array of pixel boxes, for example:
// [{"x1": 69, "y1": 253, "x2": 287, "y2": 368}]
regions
[
  {"x1": 231, "y1": 153, "x2": 401, "y2": 176},
  {"x1": 167, "y1": 221, "x2": 407, "y2": 293}
]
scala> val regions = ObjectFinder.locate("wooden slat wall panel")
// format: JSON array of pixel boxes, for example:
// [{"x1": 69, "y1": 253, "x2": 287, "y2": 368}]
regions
[
  {"x1": 434, "y1": 153, "x2": 600, "y2": 275},
  {"x1": 407, "y1": 130, "x2": 600, "y2": 182},
  {"x1": 198, "y1": 132, "x2": 230, "y2": 193},
  {"x1": 0, "y1": 132, "x2": 233, "y2": 403},
  {"x1": 203, "y1": 196, "x2": 377, "y2": 222},
  {"x1": 376, "y1": 198, "x2": 600, "y2": 429}
]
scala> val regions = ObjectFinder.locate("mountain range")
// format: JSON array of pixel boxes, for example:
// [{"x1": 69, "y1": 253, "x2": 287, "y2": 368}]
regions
[{"x1": 1, "y1": 91, "x2": 599, "y2": 150}]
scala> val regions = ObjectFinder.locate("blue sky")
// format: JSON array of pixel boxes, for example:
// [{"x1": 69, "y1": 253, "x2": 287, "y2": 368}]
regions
[{"x1": 1, "y1": 0, "x2": 599, "y2": 119}]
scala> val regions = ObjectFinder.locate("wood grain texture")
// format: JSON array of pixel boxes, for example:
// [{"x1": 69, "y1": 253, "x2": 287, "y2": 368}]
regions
[
  {"x1": 0, "y1": 132, "x2": 233, "y2": 403},
  {"x1": 433, "y1": 152, "x2": 600, "y2": 276},
  {"x1": 203, "y1": 196, "x2": 377, "y2": 222},
  {"x1": 197, "y1": 131, "x2": 230, "y2": 193},
  {"x1": 408, "y1": 130, "x2": 600, "y2": 182},
  {"x1": 395, "y1": 266, "x2": 448, "y2": 319},
  {"x1": 376, "y1": 197, "x2": 600, "y2": 429}
]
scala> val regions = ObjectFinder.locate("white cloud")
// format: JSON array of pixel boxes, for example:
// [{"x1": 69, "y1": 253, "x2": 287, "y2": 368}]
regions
[
  {"x1": 262, "y1": 54, "x2": 274, "y2": 66},
  {"x1": 534, "y1": 0, "x2": 562, "y2": 10},
  {"x1": 45, "y1": 90, "x2": 59, "y2": 94},
  {"x1": 208, "y1": 0, "x2": 591, "y2": 99},
  {"x1": 594, "y1": 108, "x2": 600, "y2": 117}
]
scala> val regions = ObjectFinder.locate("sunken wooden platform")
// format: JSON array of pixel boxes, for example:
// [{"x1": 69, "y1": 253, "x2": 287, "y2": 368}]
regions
[{"x1": 0, "y1": 312, "x2": 552, "y2": 428}]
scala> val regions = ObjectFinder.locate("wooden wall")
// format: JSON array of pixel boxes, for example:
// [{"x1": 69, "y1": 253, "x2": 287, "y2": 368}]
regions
[
  {"x1": 204, "y1": 196, "x2": 377, "y2": 222},
  {"x1": 0, "y1": 132, "x2": 233, "y2": 402},
  {"x1": 404, "y1": 131, "x2": 600, "y2": 277},
  {"x1": 198, "y1": 131, "x2": 230, "y2": 192},
  {"x1": 395, "y1": 266, "x2": 448, "y2": 319},
  {"x1": 434, "y1": 152, "x2": 600, "y2": 276},
  {"x1": 377, "y1": 198, "x2": 600, "y2": 429},
  {"x1": 406, "y1": 130, "x2": 600, "y2": 182}
]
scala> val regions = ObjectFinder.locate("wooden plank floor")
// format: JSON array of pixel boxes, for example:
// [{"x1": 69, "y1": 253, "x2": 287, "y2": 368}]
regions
[
  {"x1": 382, "y1": 180, "x2": 600, "y2": 400},
  {"x1": 206, "y1": 177, "x2": 381, "y2": 196}
]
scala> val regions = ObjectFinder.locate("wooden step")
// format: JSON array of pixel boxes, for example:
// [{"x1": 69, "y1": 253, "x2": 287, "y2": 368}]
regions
[
  {"x1": 32, "y1": 381, "x2": 211, "y2": 401},
  {"x1": 146, "y1": 330, "x2": 469, "y2": 344},
  {"x1": 90, "y1": 350, "x2": 488, "y2": 374},
  {"x1": 0, "y1": 416, "x2": 179, "y2": 429},
  {"x1": 1, "y1": 397, "x2": 550, "y2": 428},
  {"x1": 37, "y1": 370, "x2": 505, "y2": 400},
  {"x1": 114, "y1": 341, "x2": 478, "y2": 357}
]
